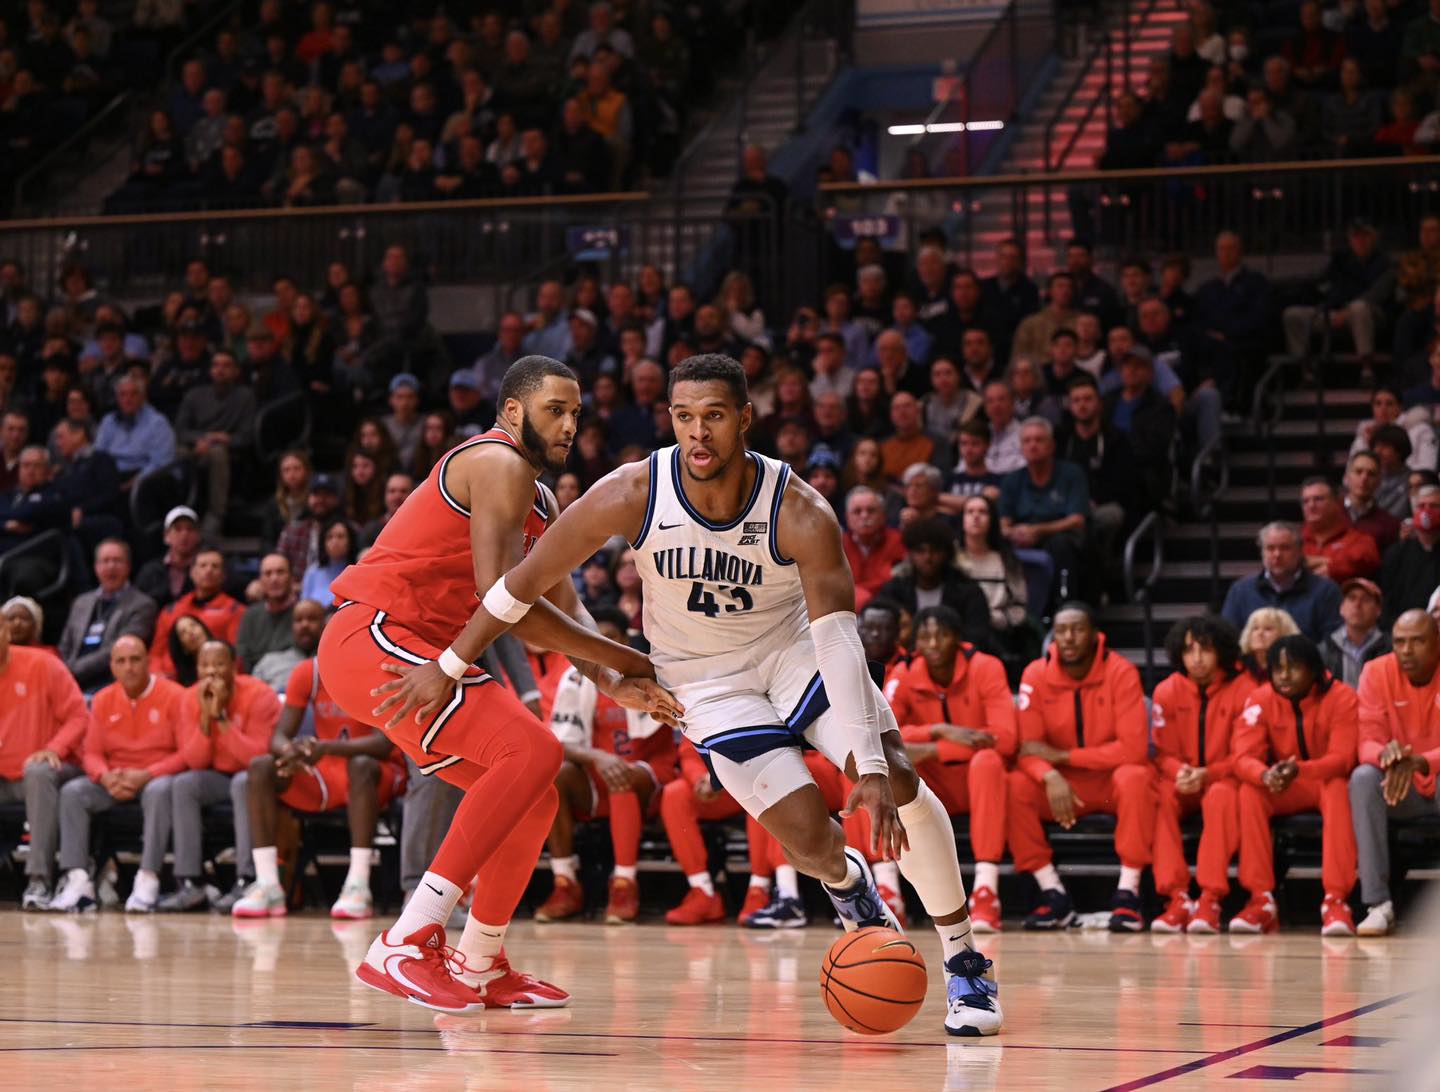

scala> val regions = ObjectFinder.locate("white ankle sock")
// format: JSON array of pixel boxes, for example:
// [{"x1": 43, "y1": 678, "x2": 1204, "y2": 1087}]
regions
[
  {"x1": 746, "y1": 874, "x2": 771, "y2": 891},
  {"x1": 613, "y1": 864, "x2": 637, "y2": 882},
  {"x1": 344, "y1": 847, "x2": 372, "y2": 889},
  {"x1": 824, "y1": 854, "x2": 864, "y2": 894},
  {"x1": 937, "y1": 918, "x2": 975, "y2": 963},
  {"x1": 456, "y1": 915, "x2": 508, "y2": 984},
  {"x1": 1118, "y1": 865, "x2": 1143, "y2": 894},
  {"x1": 551, "y1": 855, "x2": 579, "y2": 883},
  {"x1": 776, "y1": 865, "x2": 800, "y2": 900},
  {"x1": 873, "y1": 860, "x2": 901, "y2": 892},
  {"x1": 1033, "y1": 864, "x2": 1064, "y2": 893},
  {"x1": 391, "y1": 871, "x2": 464, "y2": 940},
  {"x1": 973, "y1": 862, "x2": 1000, "y2": 892},
  {"x1": 252, "y1": 846, "x2": 280, "y2": 889},
  {"x1": 688, "y1": 871, "x2": 716, "y2": 896}
]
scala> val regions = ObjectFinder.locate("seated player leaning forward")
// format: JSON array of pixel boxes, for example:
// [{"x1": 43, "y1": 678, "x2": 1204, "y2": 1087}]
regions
[{"x1": 375, "y1": 354, "x2": 1004, "y2": 1036}]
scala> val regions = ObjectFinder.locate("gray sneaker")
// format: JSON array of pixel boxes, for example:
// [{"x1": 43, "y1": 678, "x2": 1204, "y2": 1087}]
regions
[
  {"x1": 155, "y1": 879, "x2": 210, "y2": 912},
  {"x1": 21, "y1": 879, "x2": 51, "y2": 911},
  {"x1": 211, "y1": 879, "x2": 250, "y2": 914}
]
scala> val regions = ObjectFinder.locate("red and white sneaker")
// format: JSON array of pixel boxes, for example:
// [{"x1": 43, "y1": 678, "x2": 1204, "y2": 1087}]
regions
[
  {"x1": 1186, "y1": 892, "x2": 1223, "y2": 934},
  {"x1": 1320, "y1": 895, "x2": 1356, "y2": 937},
  {"x1": 666, "y1": 886, "x2": 726, "y2": 925},
  {"x1": 877, "y1": 884, "x2": 909, "y2": 928},
  {"x1": 736, "y1": 884, "x2": 770, "y2": 924},
  {"x1": 472, "y1": 952, "x2": 571, "y2": 1009},
  {"x1": 355, "y1": 924, "x2": 482, "y2": 1013},
  {"x1": 1228, "y1": 893, "x2": 1279, "y2": 934},
  {"x1": 968, "y1": 886, "x2": 1002, "y2": 933},
  {"x1": 1151, "y1": 892, "x2": 1192, "y2": 934},
  {"x1": 535, "y1": 876, "x2": 583, "y2": 923}
]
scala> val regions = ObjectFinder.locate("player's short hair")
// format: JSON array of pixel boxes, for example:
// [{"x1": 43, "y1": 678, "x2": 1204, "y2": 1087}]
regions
[
  {"x1": 1066, "y1": 372, "x2": 1100, "y2": 395},
  {"x1": 1054, "y1": 600, "x2": 1097, "y2": 626},
  {"x1": 199, "y1": 638, "x2": 236, "y2": 663},
  {"x1": 498, "y1": 355, "x2": 578, "y2": 407},
  {"x1": 669, "y1": 352, "x2": 748, "y2": 407},
  {"x1": 860, "y1": 598, "x2": 902, "y2": 625},
  {"x1": 1164, "y1": 614, "x2": 1241, "y2": 679},
  {"x1": 912, "y1": 605, "x2": 965, "y2": 638},
  {"x1": 1267, "y1": 633, "x2": 1332, "y2": 692},
  {"x1": 589, "y1": 605, "x2": 631, "y2": 633}
]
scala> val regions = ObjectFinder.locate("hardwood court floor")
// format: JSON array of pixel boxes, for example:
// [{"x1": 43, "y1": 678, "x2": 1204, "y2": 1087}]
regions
[{"x1": 0, "y1": 910, "x2": 1429, "y2": 1090}]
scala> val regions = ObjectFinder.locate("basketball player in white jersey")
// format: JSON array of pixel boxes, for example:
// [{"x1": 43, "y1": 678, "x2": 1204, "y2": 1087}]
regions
[{"x1": 376, "y1": 354, "x2": 1001, "y2": 1036}]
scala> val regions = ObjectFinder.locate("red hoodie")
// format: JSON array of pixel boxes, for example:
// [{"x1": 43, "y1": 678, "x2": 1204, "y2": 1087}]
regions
[
  {"x1": 886, "y1": 647, "x2": 1017, "y2": 764},
  {"x1": 1356, "y1": 652, "x2": 1440, "y2": 798},
  {"x1": 1233, "y1": 679, "x2": 1358, "y2": 786},
  {"x1": 1150, "y1": 669, "x2": 1254, "y2": 781},
  {"x1": 1016, "y1": 634, "x2": 1148, "y2": 783}
]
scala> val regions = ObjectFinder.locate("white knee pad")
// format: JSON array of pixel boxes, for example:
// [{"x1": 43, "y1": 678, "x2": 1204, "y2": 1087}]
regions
[{"x1": 708, "y1": 746, "x2": 817, "y2": 818}]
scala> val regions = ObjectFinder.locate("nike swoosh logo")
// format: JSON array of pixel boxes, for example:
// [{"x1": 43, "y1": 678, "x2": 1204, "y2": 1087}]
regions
[
  {"x1": 425, "y1": 882, "x2": 443, "y2": 895},
  {"x1": 657, "y1": 521, "x2": 684, "y2": 531},
  {"x1": 384, "y1": 953, "x2": 433, "y2": 999}
]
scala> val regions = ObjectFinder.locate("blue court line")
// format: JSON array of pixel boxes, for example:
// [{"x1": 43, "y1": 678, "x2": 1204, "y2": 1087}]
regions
[
  {"x1": 0, "y1": 1044, "x2": 618, "y2": 1057},
  {"x1": 1177, "y1": 1023, "x2": 1295, "y2": 1029},
  {"x1": 0, "y1": 1016, "x2": 1210, "y2": 1054},
  {"x1": 1101, "y1": 990, "x2": 1418, "y2": 1091}
]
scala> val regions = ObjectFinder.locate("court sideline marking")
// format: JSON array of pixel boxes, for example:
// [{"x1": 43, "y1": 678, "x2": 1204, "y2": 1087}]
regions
[{"x1": 1101, "y1": 990, "x2": 1418, "y2": 1090}]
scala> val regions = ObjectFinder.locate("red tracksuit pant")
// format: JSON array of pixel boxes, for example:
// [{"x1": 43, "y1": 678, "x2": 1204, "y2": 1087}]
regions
[
  {"x1": 1007, "y1": 764, "x2": 1158, "y2": 872},
  {"x1": 1153, "y1": 778, "x2": 1238, "y2": 898},
  {"x1": 1237, "y1": 778, "x2": 1356, "y2": 899}
]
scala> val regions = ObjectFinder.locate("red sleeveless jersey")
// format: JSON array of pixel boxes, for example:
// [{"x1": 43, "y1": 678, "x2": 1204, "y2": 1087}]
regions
[{"x1": 330, "y1": 427, "x2": 549, "y2": 647}]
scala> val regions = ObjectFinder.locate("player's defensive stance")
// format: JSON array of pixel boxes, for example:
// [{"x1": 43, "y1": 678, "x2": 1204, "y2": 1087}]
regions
[
  {"x1": 319, "y1": 356, "x2": 682, "y2": 1013},
  {"x1": 377, "y1": 354, "x2": 1000, "y2": 1036}
]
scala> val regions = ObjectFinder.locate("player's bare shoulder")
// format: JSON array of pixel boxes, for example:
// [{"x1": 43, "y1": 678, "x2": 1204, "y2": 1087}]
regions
[
  {"x1": 774, "y1": 466, "x2": 846, "y2": 564},
  {"x1": 444, "y1": 435, "x2": 536, "y2": 514}
]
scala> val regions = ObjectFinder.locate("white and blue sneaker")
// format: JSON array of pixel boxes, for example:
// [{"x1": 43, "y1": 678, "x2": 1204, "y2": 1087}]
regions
[
  {"x1": 745, "y1": 892, "x2": 808, "y2": 929},
  {"x1": 944, "y1": 949, "x2": 1002, "y2": 1036},
  {"x1": 823, "y1": 847, "x2": 903, "y2": 933}
]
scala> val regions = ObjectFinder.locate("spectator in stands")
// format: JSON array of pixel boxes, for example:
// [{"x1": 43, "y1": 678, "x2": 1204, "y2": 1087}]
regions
[
  {"x1": 95, "y1": 375, "x2": 176, "y2": 483},
  {"x1": 0, "y1": 445, "x2": 66, "y2": 594},
  {"x1": 1008, "y1": 602, "x2": 1156, "y2": 930},
  {"x1": 1222, "y1": 522, "x2": 1343, "y2": 642},
  {"x1": 151, "y1": 319, "x2": 212, "y2": 414},
  {"x1": 565, "y1": 308, "x2": 617, "y2": 385},
  {"x1": 1352, "y1": 386, "x2": 1437, "y2": 472},
  {"x1": 981, "y1": 380, "x2": 1024, "y2": 475},
  {"x1": 1323, "y1": 577, "x2": 1390, "y2": 687},
  {"x1": 0, "y1": 410, "x2": 26, "y2": 493},
  {"x1": 150, "y1": 550, "x2": 244, "y2": 684},
  {"x1": 1323, "y1": 59, "x2": 1383, "y2": 160},
  {"x1": 1283, "y1": 219, "x2": 1389, "y2": 366},
  {"x1": 1193, "y1": 231, "x2": 1272, "y2": 402},
  {"x1": 943, "y1": 418, "x2": 1002, "y2": 501},
  {"x1": 49, "y1": 636, "x2": 185, "y2": 913},
  {"x1": 1285, "y1": 0, "x2": 1345, "y2": 89},
  {"x1": 923, "y1": 356, "x2": 978, "y2": 443},
  {"x1": 1147, "y1": 615, "x2": 1252, "y2": 934},
  {"x1": 1011, "y1": 273, "x2": 1078, "y2": 366},
  {"x1": 1231, "y1": 635, "x2": 1358, "y2": 935},
  {"x1": 361, "y1": 472, "x2": 414, "y2": 549},
  {"x1": 1262, "y1": 55, "x2": 1322, "y2": 151},
  {"x1": 898, "y1": 463, "x2": 945, "y2": 528},
  {"x1": 571, "y1": 2, "x2": 635, "y2": 61},
  {"x1": 1104, "y1": 344, "x2": 1175, "y2": 510},
  {"x1": 447, "y1": 370, "x2": 491, "y2": 438},
  {"x1": 1066, "y1": 242, "x2": 1120, "y2": 328},
  {"x1": 159, "y1": 639, "x2": 282, "y2": 912},
  {"x1": 0, "y1": 604, "x2": 87, "y2": 909},
  {"x1": 872, "y1": 328, "x2": 928, "y2": 400},
  {"x1": 230, "y1": 647, "x2": 406, "y2": 920},
  {"x1": 875, "y1": 518, "x2": 991, "y2": 648},
  {"x1": 1349, "y1": 609, "x2": 1440, "y2": 935},
  {"x1": 174, "y1": 350, "x2": 255, "y2": 537},
  {"x1": 52, "y1": 415, "x2": 121, "y2": 541},
  {"x1": 931, "y1": 270, "x2": 993, "y2": 365},
  {"x1": 953, "y1": 493, "x2": 1036, "y2": 668},
  {"x1": 880, "y1": 391, "x2": 933, "y2": 480},
  {"x1": 1381, "y1": 484, "x2": 1440, "y2": 622},
  {"x1": 809, "y1": 333, "x2": 855, "y2": 402},
  {"x1": 301, "y1": 517, "x2": 357, "y2": 607},
  {"x1": 1056, "y1": 372, "x2": 1137, "y2": 553},
  {"x1": 981, "y1": 239, "x2": 1040, "y2": 343},
  {"x1": 888, "y1": 604, "x2": 1015, "y2": 931},
  {"x1": 1301, "y1": 476, "x2": 1381, "y2": 583},
  {"x1": 236, "y1": 553, "x2": 295, "y2": 672},
  {"x1": 58, "y1": 539, "x2": 157, "y2": 693},
  {"x1": 1240, "y1": 606, "x2": 1301, "y2": 684},
  {"x1": 135, "y1": 506, "x2": 201, "y2": 609},
  {"x1": 1349, "y1": 0, "x2": 1402, "y2": 90},
  {"x1": 1373, "y1": 426, "x2": 1419, "y2": 517},
  {"x1": 251, "y1": 598, "x2": 324, "y2": 695},
  {"x1": 369, "y1": 245, "x2": 429, "y2": 375},
  {"x1": 1344, "y1": 450, "x2": 1403, "y2": 553},
  {"x1": 958, "y1": 327, "x2": 1002, "y2": 396},
  {"x1": 1000, "y1": 417, "x2": 1090, "y2": 607}
]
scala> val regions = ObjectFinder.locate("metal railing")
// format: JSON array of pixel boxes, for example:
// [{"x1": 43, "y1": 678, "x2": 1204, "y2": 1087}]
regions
[
  {"x1": 1188, "y1": 433, "x2": 1230, "y2": 610},
  {"x1": 1122, "y1": 510, "x2": 1166, "y2": 690},
  {"x1": 1250, "y1": 355, "x2": 1304, "y2": 519}
]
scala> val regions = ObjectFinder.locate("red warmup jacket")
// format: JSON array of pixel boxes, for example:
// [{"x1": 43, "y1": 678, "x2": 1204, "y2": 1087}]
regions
[
  {"x1": 843, "y1": 528, "x2": 907, "y2": 598},
  {"x1": 1356, "y1": 653, "x2": 1440, "y2": 798},
  {"x1": 85, "y1": 675, "x2": 189, "y2": 781},
  {"x1": 886, "y1": 648, "x2": 1017, "y2": 764},
  {"x1": 0, "y1": 647, "x2": 88, "y2": 779},
  {"x1": 177, "y1": 674, "x2": 282, "y2": 774},
  {"x1": 1016, "y1": 634, "x2": 1148, "y2": 783},
  {"x1": 1301, "y1": 522, "x2": 1380, "y2": 584},
  {"x1": 1233, "y1": 680, "x2": 1358, "y2": 787},
  {"x1": 1150, "y1": 669, "x2": 1255, "y2": 781}
]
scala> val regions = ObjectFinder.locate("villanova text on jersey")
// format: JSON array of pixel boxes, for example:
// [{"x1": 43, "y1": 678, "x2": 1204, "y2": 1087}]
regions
[{"x1": 651, "y1": 546, "x2": 766, "y2": 587}]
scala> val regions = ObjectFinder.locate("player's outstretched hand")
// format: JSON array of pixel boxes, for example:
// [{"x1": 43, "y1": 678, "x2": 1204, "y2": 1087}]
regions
[
  {"x1": 607, "y1": 676, "x2": 686, "y2": 729},
  {"x1": 371, "y1": 660, "x2": 456, "y2": 729},
  {"x1": 841, "y1": 773, "x2": 909, "y2": 861}
]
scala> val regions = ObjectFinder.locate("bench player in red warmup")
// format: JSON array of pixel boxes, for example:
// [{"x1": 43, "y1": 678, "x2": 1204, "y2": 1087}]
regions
[
  {"x1": 534, "y1": 606, "x2": 679, "y2": 924},
  {"x1": 318, "y1": 356, "x2": 682, "y2": 1013}
]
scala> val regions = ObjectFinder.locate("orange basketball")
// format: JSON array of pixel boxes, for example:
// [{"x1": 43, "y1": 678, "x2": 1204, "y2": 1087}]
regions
[{"x1": 819, "y1": 927, "x2": 927, "y2": 1035}]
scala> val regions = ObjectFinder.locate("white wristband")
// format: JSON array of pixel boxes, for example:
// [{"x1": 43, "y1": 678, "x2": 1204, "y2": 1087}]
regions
[
  {"x1": 437, "y1": 647, "x2": 468, "y2": 680},
  {"x1": 482, "y1": 575, "x2": 534, "y2": 624}
]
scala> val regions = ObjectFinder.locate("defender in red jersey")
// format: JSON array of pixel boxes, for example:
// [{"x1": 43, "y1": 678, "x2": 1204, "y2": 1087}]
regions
[{"x1": 319, "y1": 357, "x2": 682, "y2": 1014}]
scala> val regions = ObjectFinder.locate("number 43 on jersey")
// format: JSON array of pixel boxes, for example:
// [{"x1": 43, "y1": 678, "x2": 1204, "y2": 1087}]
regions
[{"x1": 686, "y1": 581, "x2": 754, "y2": 617}]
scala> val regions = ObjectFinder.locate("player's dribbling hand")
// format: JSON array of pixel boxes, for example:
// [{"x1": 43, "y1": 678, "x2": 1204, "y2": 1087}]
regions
[
  {"x1": 371, "y1": 660, "x2": 456, "y2": 729},
  {"x1": 841, "y1": 774, "x2": 908, "y2": 861},
  {"x1": 605, "y1": 676, "x2": 686, "y2": 729}
]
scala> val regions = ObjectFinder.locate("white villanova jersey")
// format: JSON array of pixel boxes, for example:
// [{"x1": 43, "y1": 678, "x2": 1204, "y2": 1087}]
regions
[{"x1": 631, "y1": 446, "x2": 809, "y2": 670}]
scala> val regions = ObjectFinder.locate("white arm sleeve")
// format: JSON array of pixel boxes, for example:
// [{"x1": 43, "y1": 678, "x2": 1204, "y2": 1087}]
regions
[{"x1": 810, "y1": 610, "x2": 889, "y2": 777}]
